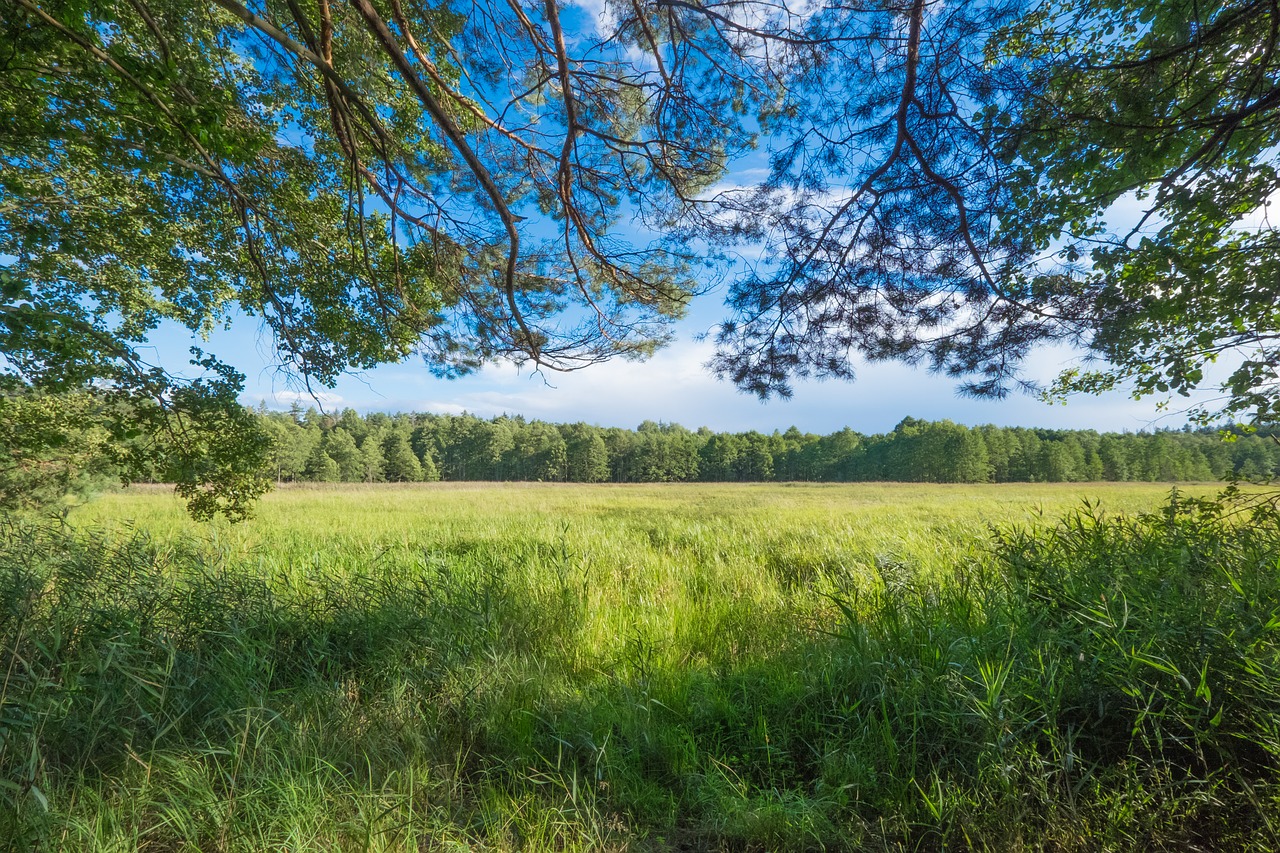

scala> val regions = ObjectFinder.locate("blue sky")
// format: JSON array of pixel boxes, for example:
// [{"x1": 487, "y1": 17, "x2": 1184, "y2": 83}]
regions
[
  {"x1": 134, "y1": 173, "x2": 1227, "y2": 436},
  {"x1": 135, "y1": 2, "x2": 1226, "y2": 436},
  {"x1": 141, "y1": 176, "x2": 1210, "y2": 436},
  {"x1": 145, "y1": 289, "x2": 1205, "y2": 435}
]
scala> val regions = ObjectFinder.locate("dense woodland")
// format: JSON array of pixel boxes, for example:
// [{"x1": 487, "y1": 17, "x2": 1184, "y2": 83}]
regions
[{"x1": 243, "y1": 408, "x2": 1280, "y2": 485}]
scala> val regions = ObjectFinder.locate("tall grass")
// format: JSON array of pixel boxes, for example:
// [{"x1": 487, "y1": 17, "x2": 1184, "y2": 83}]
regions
[{"x1": 2, "y1": 483, "x2": 1278, "y2": 850}]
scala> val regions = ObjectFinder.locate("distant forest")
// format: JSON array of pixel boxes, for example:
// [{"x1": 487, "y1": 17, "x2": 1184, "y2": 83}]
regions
[{"x1": 244, "y1": 408, "x2": 1280, "y2": 485}]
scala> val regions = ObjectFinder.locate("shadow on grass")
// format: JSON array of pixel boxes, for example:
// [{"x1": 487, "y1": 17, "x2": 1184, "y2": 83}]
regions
[{"x1": 4, "y1": 491, "x2": 1280, "y2": 851}]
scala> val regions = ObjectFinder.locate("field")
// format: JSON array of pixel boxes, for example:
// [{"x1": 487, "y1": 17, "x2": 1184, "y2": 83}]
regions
[{"x1": 4, "y1": 482, "x2": 1280, "y2": 850}]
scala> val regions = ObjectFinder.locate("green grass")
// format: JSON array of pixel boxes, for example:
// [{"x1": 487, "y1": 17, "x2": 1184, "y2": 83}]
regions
[{"x1": 4, "y1": 482, "x2": 1279, "y2": 850}]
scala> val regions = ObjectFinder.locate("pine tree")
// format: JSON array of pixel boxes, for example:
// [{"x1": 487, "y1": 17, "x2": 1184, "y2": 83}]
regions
[
  {"x1": 303, "y1": 446, "x2": 341, "y2": 482},
  {"x1": 381, "y1": 432, "x2": 423, "y2": 482},
  {"x1": 322, "y1": 429, "x2": 362, "y2": 481},
  {"x1": 419, "y1": 450, "x2": 441, "y2": 482},
  {"x1": 357, "y1": 433, "x2": 386, "y2": 483},
  {"x1": 562, "y1": 423, "x2": 610, "y2": 482}
]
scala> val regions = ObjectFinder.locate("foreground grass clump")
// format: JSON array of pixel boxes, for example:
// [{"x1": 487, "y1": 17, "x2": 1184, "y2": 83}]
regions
[{"x1": 2, "y1": 484, "x2": 1279, "y2": 850}]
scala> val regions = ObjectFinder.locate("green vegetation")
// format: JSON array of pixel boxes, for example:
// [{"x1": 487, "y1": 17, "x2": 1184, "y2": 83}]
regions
[
  {"x1": 6, "y1": 1, "x2": 1280, "y2": 518},
  {"x1": 249, "y1": 407, "x2": 1280, "y2": 486},
  {"x1": 4, "y1": 3, "x2": 1278, "y2": 848},
  {"x1": 4, "y1": 482, "x2": 1279, "y2": 850}
]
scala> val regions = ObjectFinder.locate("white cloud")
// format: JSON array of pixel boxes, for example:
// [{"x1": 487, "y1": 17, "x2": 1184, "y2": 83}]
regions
[
  {"x1": 315, "y1": 337, "x2": 1209, "y2": 434},
  {"x1": 566, "y1": 0, "x2": 619, "y2": 37},
  {"x1": 251, "y1": 389, "x2": 344, "y2": 409},
  {"x1": 417, "y1": 401, "x2": 470, "y2": 416}
]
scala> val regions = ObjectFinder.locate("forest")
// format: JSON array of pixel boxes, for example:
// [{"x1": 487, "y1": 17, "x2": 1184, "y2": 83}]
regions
[{"x1": 254, "y1": 408, "x2": 1279, "y2": 485}]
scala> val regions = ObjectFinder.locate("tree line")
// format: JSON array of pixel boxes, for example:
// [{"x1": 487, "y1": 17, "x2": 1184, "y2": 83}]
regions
[
  {"x1": 249, "y1": 408, "x2": 1280, "y2": 485},
  {"x1": 7, "y1": 1, "x2": 1280, "y2": 517}
]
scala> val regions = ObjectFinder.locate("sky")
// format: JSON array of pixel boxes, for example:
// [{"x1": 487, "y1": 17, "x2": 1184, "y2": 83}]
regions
[
  {"x1": 139, "y1": 180, "x2": 1217, "y2": 437},
  {"x1": 132, "y1": 2, "x2": 1228, "y2": 437},
  {"x1": 145, "y1": 291, "x2": 1209, "y2": 436}
]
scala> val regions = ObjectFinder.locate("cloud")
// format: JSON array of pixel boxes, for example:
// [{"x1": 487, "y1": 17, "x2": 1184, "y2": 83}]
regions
[
  {"x1": 313, "y1": 338, "x2": 1209, "y2": 435},
  {"x1": 250, "y1": 389, "x2": 344, "y2": 409},
  {"x1": 565, "y1": 0, "x2": 619, "y2": 36},
  {"x1": 416, "y1": 401, "x2": 470, "y2": 416}
]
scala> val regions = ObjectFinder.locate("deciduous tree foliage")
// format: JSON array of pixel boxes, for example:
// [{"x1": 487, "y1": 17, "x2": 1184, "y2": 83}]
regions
[
  {"x1": 0, "y1": 385, "x2": 113, "y2": 513},
  {"x1": 3, "y1": 0, "x2": 1278, "y2": 515},
  {"x1": 1005, "y1": 0, "x2": 1280, "y2": 425},
  {"x1": 1, "y1": 0, "x2": 714, "y2": 514}
]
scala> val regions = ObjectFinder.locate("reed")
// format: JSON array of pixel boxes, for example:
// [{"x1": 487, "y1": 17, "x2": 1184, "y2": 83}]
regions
[{"x1": 2, "y1": 483, "x2": 1276, "y2": 850}]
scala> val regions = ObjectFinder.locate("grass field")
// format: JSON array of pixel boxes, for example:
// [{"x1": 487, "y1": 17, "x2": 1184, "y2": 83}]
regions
[
  {"x1": 4, "y1": 482, "x2": 1280, "y2": 850},
  {"x1": 70, "y1": 481, "x2": 1217, "y2": 587}
]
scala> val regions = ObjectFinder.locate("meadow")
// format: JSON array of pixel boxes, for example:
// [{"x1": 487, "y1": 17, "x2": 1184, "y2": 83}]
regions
[{"x1": 3, "y1": 482, "x2": 1279, "y2": 850}]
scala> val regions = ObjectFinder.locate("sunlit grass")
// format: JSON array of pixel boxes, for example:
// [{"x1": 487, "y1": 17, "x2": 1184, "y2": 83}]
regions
[{"x1": 4, "y1": 482, "x2": 1276, "y2": 850}]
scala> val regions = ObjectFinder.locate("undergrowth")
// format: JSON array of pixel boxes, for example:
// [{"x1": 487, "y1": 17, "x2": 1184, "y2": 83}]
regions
[{"x1": 2, "y1": 488, "x2": 1279, "y2": 850}]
